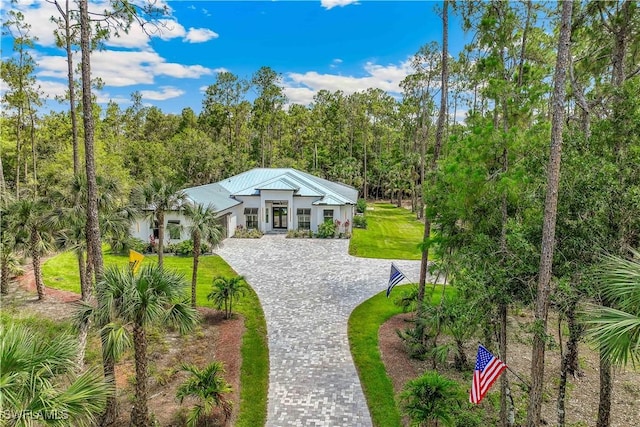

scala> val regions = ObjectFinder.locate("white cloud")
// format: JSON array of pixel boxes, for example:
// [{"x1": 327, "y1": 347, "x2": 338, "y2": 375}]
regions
[
  {"x1": 184, "y1": 28, "x2": 219, "y2": 43},
  {"x1": 139, "y1": 86, "x2": 184, "y2": 101},
  {"x1": 9, "y1": 1, "x2": 217, "y2": 49},
  {"x1": 36, "y1": 80, "x2": 68, "y2": 99},
  {"x1": 283, "y1": 86, "x2": 317, "y2": 106},
  {"x1": 36, "y1": 50, "x2": 215, "y2": 88},
  {"x1": 284, "y1": 59, "x2": 413, "y2": 105},
  {"x1": 320, "y1": 0, "x2": 359, "y2": 10},
  {"x1": 95, "y1": 91, "x2": 131, "y2": 105},
  {"x1": 329, "y1": 58, "x2": 343, "y2": 69}
]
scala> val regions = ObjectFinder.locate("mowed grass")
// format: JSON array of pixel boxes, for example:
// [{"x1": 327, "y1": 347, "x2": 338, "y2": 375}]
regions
[
  {"x1": 42, "y1": 249, "x2": 267, "y2": 427},
  {"x1": 349, "y1": 203, "x2": 425, "y2": 260},
  {"x1": 349, "y1": 284, "x2": 454, "y2": 427}
]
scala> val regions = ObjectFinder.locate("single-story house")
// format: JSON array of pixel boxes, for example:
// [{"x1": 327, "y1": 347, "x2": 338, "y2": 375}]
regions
[{"x1": 130, "y1": 168, "x2": 358, "y2": 243}]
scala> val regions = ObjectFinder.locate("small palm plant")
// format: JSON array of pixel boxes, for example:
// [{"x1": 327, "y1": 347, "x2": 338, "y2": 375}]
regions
[
  {"x1": 399, "y1": 370, "x2": 463, "y2": 427},
  {"x1": 585, "y1": 249, "x2": 640, "y2": 366},
  {"x1": 207, "y1": 276, "x2": 247, "y2": 319},
  {"x1": 0, "y1": 323, "x2": 112, "y2": 427},
  {"x1": 183, "y1": 202, "x2": 223, "y2": 308},
  {"x1": 95, "y1": 264, "x2": 199, "y2": 427},
  {"x1": 176, "y1": 361, "x2": 233, "y2": 426}
]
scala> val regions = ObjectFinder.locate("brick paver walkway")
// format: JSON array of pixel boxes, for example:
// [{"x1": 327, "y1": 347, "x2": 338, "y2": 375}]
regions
[{"x1": 216, "y1": 235, "x2": 430, "y2": 426}]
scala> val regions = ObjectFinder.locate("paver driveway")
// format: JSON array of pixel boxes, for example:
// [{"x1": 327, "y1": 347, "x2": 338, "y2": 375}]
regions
[{"x1": 216, "y1": 235, "x2": 429, "y2": 426}]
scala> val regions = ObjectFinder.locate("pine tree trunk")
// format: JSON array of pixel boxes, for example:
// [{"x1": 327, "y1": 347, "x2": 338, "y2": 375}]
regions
[
  {"x1": 527, "y1": 2, "x2": 573, "y2": 426},
  {"x1": 1, "y1": 256, "x2": 9, "y2": 295},
  {"x1": 191, "y1": 233, "x2": 201, "y2": 308},
  {"x1": 418, "y1": 0, "x2": 448, "y2": 310},
  {"x1": 79, "y1": 0, "x2": 110, "y2": 422},
  {"x1": 77, "y1": 250, "x2": 90, "y2": 369},
  {"x1": 131, "y1": 323, "x2": 149, "y2": 427},
  {"x1": 31, "y1": 233, "x2": 45, "y2": 300}
]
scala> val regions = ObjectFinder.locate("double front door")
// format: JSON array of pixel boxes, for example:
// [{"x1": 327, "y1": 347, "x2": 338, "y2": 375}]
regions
[{"x1": 272, "y1": 207, "x2": 288, "y2": 229}]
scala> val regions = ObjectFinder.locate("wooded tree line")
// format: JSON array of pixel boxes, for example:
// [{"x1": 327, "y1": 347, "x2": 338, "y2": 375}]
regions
[{"x1": 1, "y1": 1, "x2": 639, "y2": 426}]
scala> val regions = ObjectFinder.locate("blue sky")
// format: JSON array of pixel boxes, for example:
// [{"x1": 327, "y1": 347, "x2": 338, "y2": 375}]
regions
[{"x1": 3, "y1": 1, "x2": 468, "y2": 114}]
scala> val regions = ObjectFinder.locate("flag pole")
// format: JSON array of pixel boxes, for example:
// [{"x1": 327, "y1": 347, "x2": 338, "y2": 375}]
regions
[
  {"x1": 505, "y1": 366, "x2": 530, "y2": 391},
  {"x1": 478, "y1": 342, "x2": 531, "y2": 391}
]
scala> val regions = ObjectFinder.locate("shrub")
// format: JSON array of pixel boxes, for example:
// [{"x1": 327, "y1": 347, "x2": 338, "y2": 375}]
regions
[
  {"x1": 174, "y1": 240, "x2": 195, "y2": 256},
  {"x1": 233, "y1": 226, "x2": 263, "y2": 238},
  {"x1": 353, "y1": 215, "x2": 367, "y2": 229},
  {"x1": 109, "y1": 237, "x2": 148, "y2": 255},
  {"x1": 286, "y1": 230, "x2": 313, "y2": 238},
  {"x1": 356, "y1": 198, "x2": 367, "y2": 214},
  {"x1": 316, "y1": 220, "x2": 337, "y2": 238}
]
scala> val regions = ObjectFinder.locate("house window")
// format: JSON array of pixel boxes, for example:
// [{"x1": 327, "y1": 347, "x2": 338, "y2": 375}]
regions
[
  {"x1": 323, "y1": 209, "x2": 334, "y2": 223},
  {"x1": 245, "y1": 208, "x2": 259, "y2": 229},
  {"x1": 167, "y1": 220, "x2": 181, "y2": 240},
  {"x1": 297, "y1": 209, "x2": 311, "y2": 230}
]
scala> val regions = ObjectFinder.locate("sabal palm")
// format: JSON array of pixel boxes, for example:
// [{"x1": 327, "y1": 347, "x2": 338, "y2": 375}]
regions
[
  {"x1": 207, "y1": 275, "x2": 247, "y2": 319},
  {"x1": 585, "y1": 250, "x2": 640, "y2": 367},
  {"x1": 400, "y1": 370, "x2": 463, "y2": 427},
  {"x1": 133, "y1": 178, "x2": 186, "y2": 269},
  {"x1": 10, "y1": 198, "x2": 54, "y2": 300},
  {"x1": 95, "y1": 264, "x2": 199, "y2": 427},
  {"x1": 183, "y1": 202, "x2": 223, "y2": 307},
  {"x1": 0, "y1": 323, "x2": 112, "y2": 427},
  {"x1": 1, "y1": 205, "x2": 23, "y2": 295},
  {"x1": 176, "y1": 361, "x2": 233, "y2": 426}
]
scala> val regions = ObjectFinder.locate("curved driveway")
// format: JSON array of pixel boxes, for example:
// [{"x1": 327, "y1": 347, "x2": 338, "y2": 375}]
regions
[{"x1": 217, "y1": 235, "x2": 430, "y2": 426}]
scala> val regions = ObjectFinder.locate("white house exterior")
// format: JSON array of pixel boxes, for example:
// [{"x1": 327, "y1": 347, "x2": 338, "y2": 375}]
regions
[{"x1": 130, "y1": 168, "x2": 358, "y2": 243}]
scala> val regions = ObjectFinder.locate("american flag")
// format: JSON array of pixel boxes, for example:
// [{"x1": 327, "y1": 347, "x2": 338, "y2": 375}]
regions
[
  {"x1": 470, "y1": 344, "x2": 507, "y2": 404},
  {"x1": 386, "y1": 263, "x2": 406, "y2": 297}
]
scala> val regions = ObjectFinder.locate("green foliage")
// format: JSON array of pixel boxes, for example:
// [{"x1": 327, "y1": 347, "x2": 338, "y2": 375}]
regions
[
  {"x1": 286, "y1": 229, "x2": 313, "y2": 238},
  {"x1": 585, "y1": 250, "x2": 640, "y2": 367},
  {"x1": 42, "y1": 249, "x2": 268, "y2": 427},
  {"x1": 316, "y1": 220, "x2": 337, "y2": 238},
  {"x1": 173, "y1": 239, "x2": 194, "y2": 256},
  {"x1": 208, "y1": 275, "x2": 247, "y2": 319},
  {"x1": 0, "y1": 321, "x2": 112, "y2": 426},
  {"x1": 356, "y1": 198, "x2": 367, "y2": 214},
  {"x1": 349, "y1": 284, "x2": 453, "y2": 427},
  {"x1": 110, "y1": 237, "x2": 148, "y2": 255},
  {"x1": 233, "y1": 227, "x2": 263, "y2": 238},
  {"x1": 399, "y1": 370, "x2": 464, "y2": 427},
  {"x1": 176, "y1": 361, "x2": 233, "y2": 426},
  {"x1": 353, "y1": 214, "x2": 367, "y2": 229}
]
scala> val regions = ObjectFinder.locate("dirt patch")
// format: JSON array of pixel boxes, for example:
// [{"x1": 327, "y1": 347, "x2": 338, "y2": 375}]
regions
[
  {"x1": 4, "y1": 271, "x2": 244, "y2": 427},
  {"x1": 380, "y1": 311, "x2": 640, "y2": 427}
]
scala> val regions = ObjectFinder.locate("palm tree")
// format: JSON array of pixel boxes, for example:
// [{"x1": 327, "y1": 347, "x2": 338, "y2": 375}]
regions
[
  {"x1": 132, "y1": 178, "x2": 186, "y2": 269},
  {"x1": 183, "y1": 202, "x2": 223, "y2": 307},
  {"x1": 96, "y1": 264, "x2": 199, "y2": 427},
  {"x1": 399, "y1": 370, "x2": 463, "y2": 427},
  {"x1": 176, "y1": 361, "x2": 233, "y2": 426},
  {"x1": 585, "y1": 249, "x2": 640, "y2": 367},
  {"x1": 207, "y1": 275, "x2": 247, "y2": 319},
  {"x1": 49, "y1": 175, "x2": 132, "y2": 367},
  {"x1": 1, "y1": 206, "x2": 23, "y2": 295},
  {"x1": 0, "y1": 323, "x2": 112, "y2": 426},
  {"x1": 10, "y1": 198, "x2": 54, "y2": 300}
]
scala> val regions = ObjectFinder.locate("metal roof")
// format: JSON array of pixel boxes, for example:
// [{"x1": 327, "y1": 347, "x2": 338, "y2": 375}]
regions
[
  {"x1": 183, "y1": 168, "x2": 358, "y2": 212},
  {"x1": 184, "y1": 182, "x2": 241, "y2": 213}
]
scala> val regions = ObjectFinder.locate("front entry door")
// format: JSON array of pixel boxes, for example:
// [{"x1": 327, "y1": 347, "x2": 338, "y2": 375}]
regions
[{"x1": 273, "y1": 207, "x2": 288, "y2": 229}]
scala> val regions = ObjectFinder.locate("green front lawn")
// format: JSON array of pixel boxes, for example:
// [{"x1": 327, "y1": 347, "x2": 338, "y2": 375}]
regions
[
  {"x1": 349, "y1": 284, "x2": 454, "y2": 427},
  {"x1": 349, "y1": 203, "x2": 425, "y2": 260},
  {"x1": 42, "y1": 250, "x2": 267, "y2": 427}
]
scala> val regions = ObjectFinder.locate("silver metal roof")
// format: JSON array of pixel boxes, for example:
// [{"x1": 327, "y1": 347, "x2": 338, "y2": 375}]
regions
[{"x1": 183, "y1": 168, "x2": 358, "y2": 212}]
